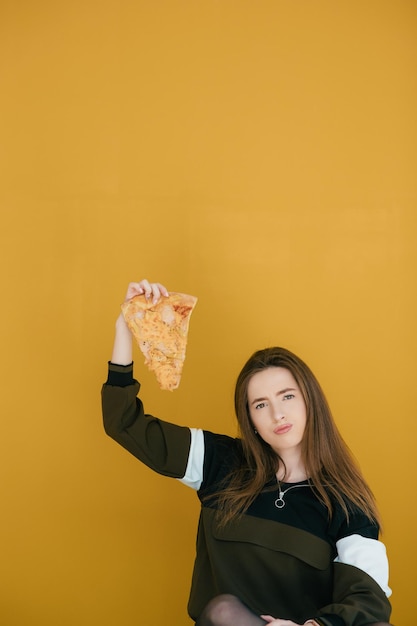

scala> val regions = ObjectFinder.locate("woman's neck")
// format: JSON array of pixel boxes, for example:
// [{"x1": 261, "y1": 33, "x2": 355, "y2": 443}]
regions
[{"x1": 276, "y1": 450, "x2": 307, "y2": 483}]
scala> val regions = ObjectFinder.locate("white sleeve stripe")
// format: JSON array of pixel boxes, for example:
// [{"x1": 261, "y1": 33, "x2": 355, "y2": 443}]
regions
[
  {"x1": 335, "y1": 534, "x2": 392, "y2": 597},
  {"x1": 176, "y1": 428, "x2": 205, "y2": 491}
]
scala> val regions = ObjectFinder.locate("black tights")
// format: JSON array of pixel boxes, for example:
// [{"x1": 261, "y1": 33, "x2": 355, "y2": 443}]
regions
[
  {"x1": 196, "y1": 595, "x2": 266, "y2": 626},
  {"x1": 195, "y1": 593, "x2": 393, "y2": 626}
]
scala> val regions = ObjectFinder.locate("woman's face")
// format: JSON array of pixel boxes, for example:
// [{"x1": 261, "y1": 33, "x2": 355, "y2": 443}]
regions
[{"x1": 247, "y1": 367, "x2": 307, "y2": 456}]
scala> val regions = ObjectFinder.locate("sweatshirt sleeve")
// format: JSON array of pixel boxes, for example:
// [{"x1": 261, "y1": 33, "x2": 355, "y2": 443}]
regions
[
  {"x1": 315, "y1": 561, "x2": 392, "y2": 626},
  {"x1": 314, "y1": 508, "x2": 392, "y2": 626},
  {"x1": 101, "y1": 362, "x2": 192, "y2": 478}
]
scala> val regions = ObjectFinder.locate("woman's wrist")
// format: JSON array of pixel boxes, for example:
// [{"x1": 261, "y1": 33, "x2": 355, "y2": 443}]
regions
[
  {"x1": 115, "y1": 311, "x2": 128, "y2": 327},
  {"x1": 111, "y1": 313, "x2": 133, "y2": 365}
]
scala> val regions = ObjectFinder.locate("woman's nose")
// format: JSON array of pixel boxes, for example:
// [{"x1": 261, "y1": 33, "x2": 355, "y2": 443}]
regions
[{"x1": 272, "y1": 406, "x2": 285, "y2": 421}]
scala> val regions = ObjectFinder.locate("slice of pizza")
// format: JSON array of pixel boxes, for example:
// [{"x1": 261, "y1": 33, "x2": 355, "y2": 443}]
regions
[{"x1": 121, "y1": 291, "x2": 198, "y2": 391}]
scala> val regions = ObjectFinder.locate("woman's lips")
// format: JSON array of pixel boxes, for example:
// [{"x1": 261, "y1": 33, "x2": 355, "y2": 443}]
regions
[{"x1": 273, "y1": 424, "x2": 292, "y2": 435}]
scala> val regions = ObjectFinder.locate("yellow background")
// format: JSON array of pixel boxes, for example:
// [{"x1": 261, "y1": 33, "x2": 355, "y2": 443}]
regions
[{"x1": 1, "y1": 1, "x2": 415, "y2": 624}]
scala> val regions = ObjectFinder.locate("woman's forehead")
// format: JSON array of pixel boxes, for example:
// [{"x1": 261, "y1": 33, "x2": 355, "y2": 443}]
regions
[{"x1": 247, "y1": 367, "x2": 298, "y2": 395}]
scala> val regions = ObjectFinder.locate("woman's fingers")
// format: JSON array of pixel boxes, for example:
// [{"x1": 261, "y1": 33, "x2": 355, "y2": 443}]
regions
[
  {"x1": 139, "y1": 279, "x2": 152, "y2": 300},
  {"x1": 124, "y1": 280, "x2": 169, "y2": 304},
  {"x1": 155, "y1": 282, "x2": 170, "y2": 298},
  {"x1": 147, "y1": 282, "x2": 169, "y2": 303},
  {"x1": 142, "y1": 281, "x2": 169, "y2": 304},
  {"x1": 124, "y1": 282, "x2": 145, "y2": 302}
]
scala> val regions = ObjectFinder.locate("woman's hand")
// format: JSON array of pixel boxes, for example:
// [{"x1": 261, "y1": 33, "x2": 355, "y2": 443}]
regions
[{"x1": 123, "y1": 279, "x2": 169, "y2": 304}]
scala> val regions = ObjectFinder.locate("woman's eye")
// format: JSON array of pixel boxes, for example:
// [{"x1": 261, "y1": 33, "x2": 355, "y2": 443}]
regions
[
  {"x1": 255, "y1": 402, "x2": 266, "y2": 410},
  {"x1": 283, "y1": 394, "x2": 295, "y2": 400}
]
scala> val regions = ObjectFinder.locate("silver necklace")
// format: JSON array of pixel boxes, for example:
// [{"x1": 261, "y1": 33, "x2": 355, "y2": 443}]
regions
[{"x1": 274, "y1": 480, "x2": 309, "y2": 509}]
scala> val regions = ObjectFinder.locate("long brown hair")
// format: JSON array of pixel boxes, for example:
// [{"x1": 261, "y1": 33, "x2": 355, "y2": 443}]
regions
[{"x1": 214, "y1": 347, "x2": 380, "y2": 527}]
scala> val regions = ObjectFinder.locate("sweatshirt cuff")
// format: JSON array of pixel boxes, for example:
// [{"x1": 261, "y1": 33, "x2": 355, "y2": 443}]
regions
[{"x1": 106, "y1": 361, "x2": 135, "y2": 387}]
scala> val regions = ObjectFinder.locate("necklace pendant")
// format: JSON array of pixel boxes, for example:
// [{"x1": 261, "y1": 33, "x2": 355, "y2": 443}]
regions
[{"x1": 274, "y1": 493, "x2": 285, "y2": 509}]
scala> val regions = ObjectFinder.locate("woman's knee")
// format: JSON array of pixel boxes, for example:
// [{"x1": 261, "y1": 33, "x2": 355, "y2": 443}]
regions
[{"x1": 198, "y1": 594, "x2": 245, "y2": 625}]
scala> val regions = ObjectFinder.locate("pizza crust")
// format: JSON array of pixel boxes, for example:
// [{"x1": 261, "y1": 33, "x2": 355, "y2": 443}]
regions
[{"x1": 121, "y1": 291, "x2": 198, "y2": 391}]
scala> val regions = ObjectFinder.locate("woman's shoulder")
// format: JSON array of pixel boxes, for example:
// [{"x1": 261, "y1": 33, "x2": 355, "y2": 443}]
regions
[
  {"x1": 203, "y1": 429, "x2": 241, "y2": 449},
  {"x1": 327, "y1": 493, "x2": 380, "y2": 542},
  {"x1": 202, "y1": 430, "x2": 243, "y2": 468},
  {"x1": 198, "y1": 430, "x2": 243, "y2": 495}
]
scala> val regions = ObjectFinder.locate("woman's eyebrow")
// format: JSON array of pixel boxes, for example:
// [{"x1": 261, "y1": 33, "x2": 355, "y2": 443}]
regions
[
  {"x1": 278, "y1": 387, "x2": 296, "y2": 395},
  {"x1": 249, "y1": 396, "x2": 268, "y2": 405},
  {"x1": 250, "y1": 388, "x2": 296, "y2": 405}
]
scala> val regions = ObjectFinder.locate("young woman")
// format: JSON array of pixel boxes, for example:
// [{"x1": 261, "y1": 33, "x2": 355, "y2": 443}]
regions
[{"x1": 102, "y1": 280, "x2": 393, "y2": 626}]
